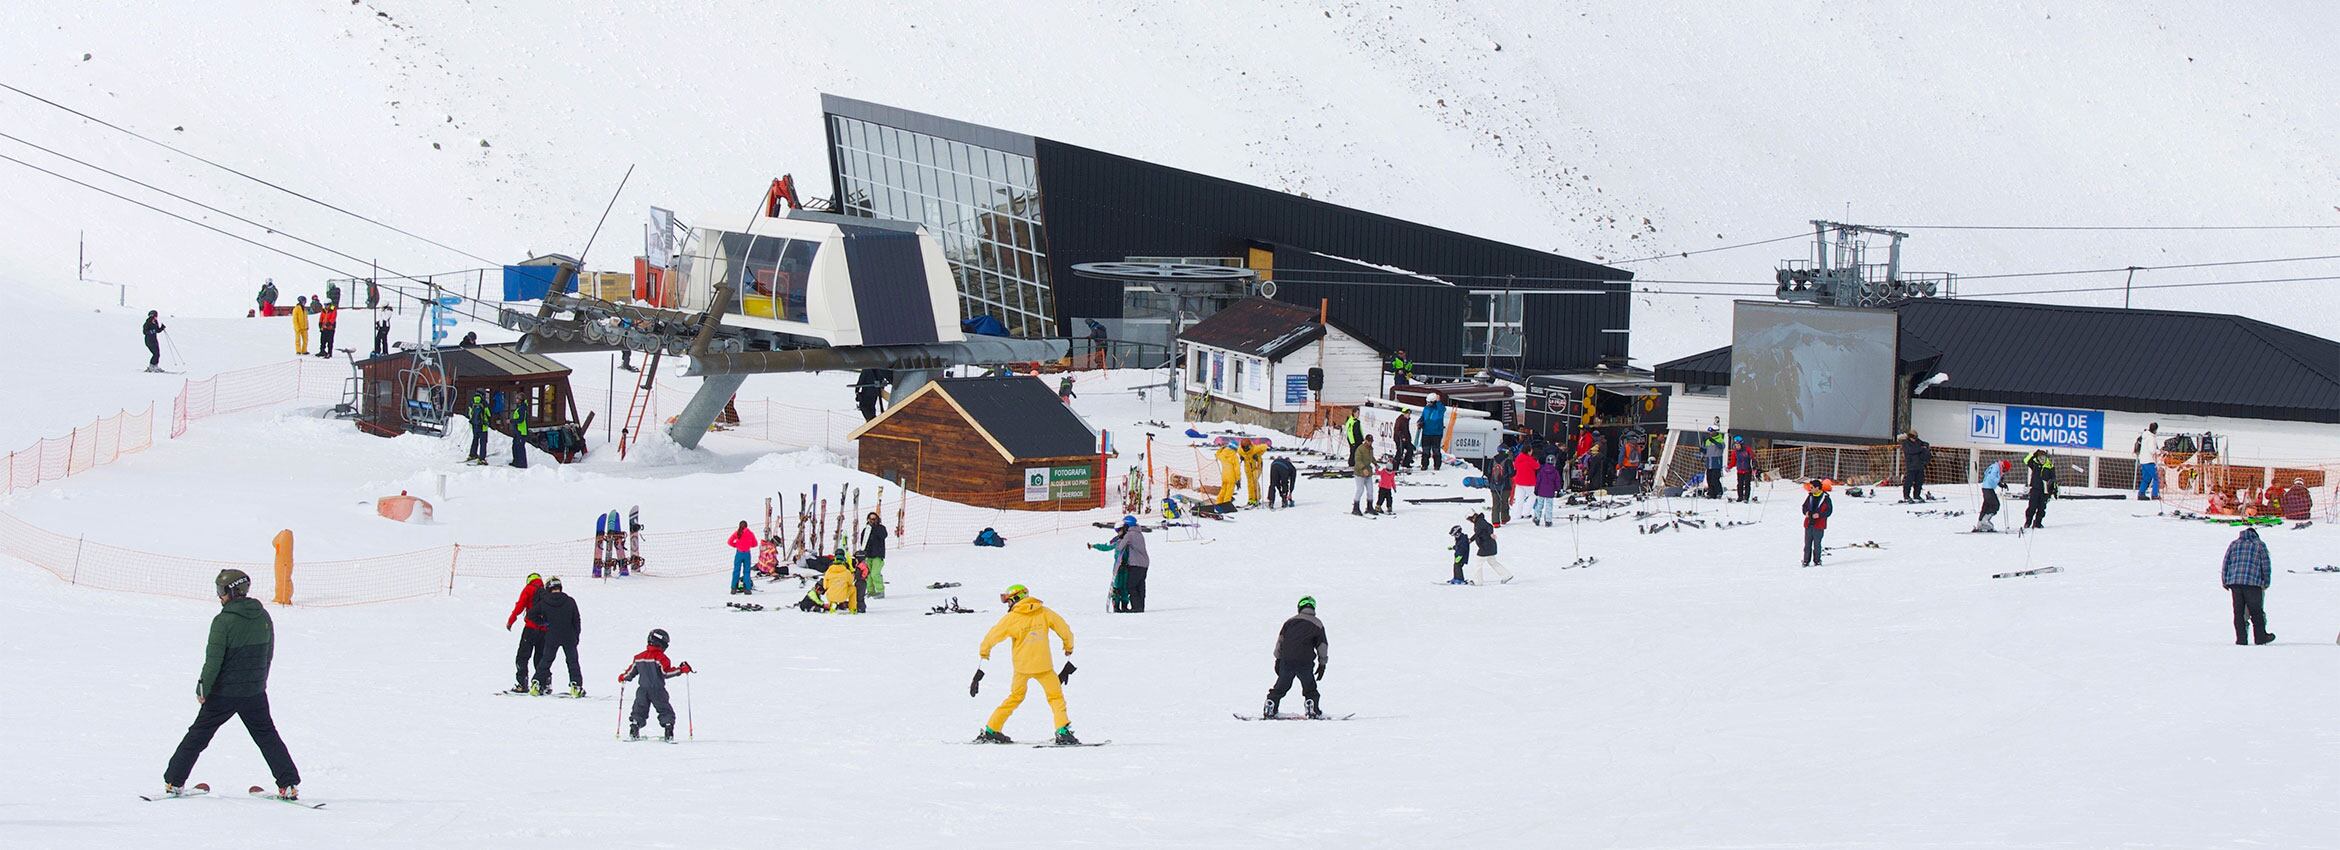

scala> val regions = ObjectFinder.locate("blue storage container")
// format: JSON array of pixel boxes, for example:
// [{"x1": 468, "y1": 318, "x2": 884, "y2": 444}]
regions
[{"x1": 502, "y1": 265, "x2": 572, "y2": 301}]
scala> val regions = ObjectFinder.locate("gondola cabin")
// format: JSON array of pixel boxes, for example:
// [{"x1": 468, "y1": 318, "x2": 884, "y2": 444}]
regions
[{"x1": 669, "y1": 209, "x2": 966, "y2": 348}]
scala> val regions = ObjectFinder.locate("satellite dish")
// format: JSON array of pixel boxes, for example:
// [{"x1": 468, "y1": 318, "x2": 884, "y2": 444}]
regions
[{"x1": 1258, "y1": 279, "x2": 1277, "y2": 298}]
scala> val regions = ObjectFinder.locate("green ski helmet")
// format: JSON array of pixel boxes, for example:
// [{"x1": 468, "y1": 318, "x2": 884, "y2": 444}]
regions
[
  {"x1": 215, "y1": 569, "x2": 252, "y2": 599},
  {"x1": 1001, "y1": 584, "x2": 1029, "y2": 605},
  {"x1": 1297, "y1": 595, "x2": 1316, "y2": 612}
]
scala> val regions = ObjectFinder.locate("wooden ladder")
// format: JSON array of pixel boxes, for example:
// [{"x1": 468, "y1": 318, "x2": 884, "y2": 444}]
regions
[{"x1": 616, "y1": 350, "x2": 663, "y2": 459}]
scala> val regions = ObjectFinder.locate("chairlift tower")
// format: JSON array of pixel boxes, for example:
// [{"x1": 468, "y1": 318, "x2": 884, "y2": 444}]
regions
[{"x1": 1774, "y1": 220, "x2": 1957, "y2": 307}]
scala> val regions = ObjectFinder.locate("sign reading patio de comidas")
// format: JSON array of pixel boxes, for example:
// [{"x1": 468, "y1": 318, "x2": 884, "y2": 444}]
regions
[{"x1": 1971, "y1": 404, "x2": 2104, "y2": 450}]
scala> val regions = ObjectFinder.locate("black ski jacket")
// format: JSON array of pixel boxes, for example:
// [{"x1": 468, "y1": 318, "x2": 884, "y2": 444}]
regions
[
  {"x1": 531, "y1": 588, "x2": 581, "y2": 645},
  {"x1": 1274, "y1": 612, "x2": 1329, "y2": 668},
  {"x1": 1470, "y1": 516, "x2": 1499, "y2": 556},
  {"x1": 864, "y1": 522, "x2": 887, "y2": 560}
]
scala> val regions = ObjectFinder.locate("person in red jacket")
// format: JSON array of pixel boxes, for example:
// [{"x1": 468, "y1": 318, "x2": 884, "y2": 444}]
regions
[
  {"x1": 1800, "y1": 480, "x2": 1835, "y2": 567},
  {"x1": 726, "y1": 521, "x2": 757, "y2": 595},
  {"x1": 505, "y1": 573, "x2": 547, "y2": 693},
  {"x1": 1510, "y1": 450, "x2": 1540, "y2": 507},
  {"x1": 1731, "y1": 437, "x2": 1756, "y2": 503}
]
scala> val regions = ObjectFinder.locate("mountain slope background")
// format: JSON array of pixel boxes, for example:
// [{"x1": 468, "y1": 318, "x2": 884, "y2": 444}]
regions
[{"x1": 3, "y1": 1, "x2": 2334, "y2": 362}]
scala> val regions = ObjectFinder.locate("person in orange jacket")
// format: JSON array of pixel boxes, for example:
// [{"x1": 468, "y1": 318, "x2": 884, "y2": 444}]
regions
[
  {"x1": 972, "y1": 584, "x2": 1079, "y2": 745},
  {"x1": 315, "y1": 304, "x2": 338, "y2": 358},
  {"x1": 726, "y1": 521, "x2": 756, "y2": 595},
  {"x1": 504, "y1": 573, "x2": 546, "y2": 693}
]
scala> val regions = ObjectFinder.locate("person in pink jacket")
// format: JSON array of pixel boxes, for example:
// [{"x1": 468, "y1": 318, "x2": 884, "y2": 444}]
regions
[
  {"x1": 726, "y1": 521, "x2": 757, "y2": 595},
  {"x1": 1511, "y1": 449, "x2": 1541, "y2": 505}
]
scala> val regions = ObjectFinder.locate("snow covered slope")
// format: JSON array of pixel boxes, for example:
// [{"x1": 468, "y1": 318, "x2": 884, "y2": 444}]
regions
[
  {"x1": 5, "y1": 2, "x2": 2337, "y2": 362},
  {"x1": 8, "y1": 314, "x2": 2340, "y2": 847}
]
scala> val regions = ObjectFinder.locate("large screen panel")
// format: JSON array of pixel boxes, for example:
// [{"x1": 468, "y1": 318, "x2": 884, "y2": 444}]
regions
[{"x1": 1728, "y1": 302, "x2": 1898, "y2": 445}]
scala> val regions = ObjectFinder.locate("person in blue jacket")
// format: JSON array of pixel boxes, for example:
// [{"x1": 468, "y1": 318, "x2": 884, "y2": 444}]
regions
[
  {"x1": 1974, "y1": 459, "x2": 2011, "y2": 533},
  {"x1": 1417, "y1": 398, "x2": 1448, "y2": 471}
]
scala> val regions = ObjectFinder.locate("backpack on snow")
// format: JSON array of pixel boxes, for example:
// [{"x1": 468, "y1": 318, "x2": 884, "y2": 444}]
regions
[{"x1": 972, "y1": 527, "x2": 1006, "y2": 547}]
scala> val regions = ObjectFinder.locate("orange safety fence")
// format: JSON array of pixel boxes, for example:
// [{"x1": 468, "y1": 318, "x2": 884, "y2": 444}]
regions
[
  {"x1": 4, "y1": 404, "x2": 156, "y2": 495},
  {"x1": 0, "y1": 480, "x2": 1118, "y2": 606}
]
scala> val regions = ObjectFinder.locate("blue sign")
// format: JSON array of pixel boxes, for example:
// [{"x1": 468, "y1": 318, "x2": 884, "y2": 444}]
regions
[
  {"x1": 2004, "y1": 405, "x2": 2104, "y2": 450},
  {"x1": 1284, "y1": 374, "x2": 1310, "y2": 405}
]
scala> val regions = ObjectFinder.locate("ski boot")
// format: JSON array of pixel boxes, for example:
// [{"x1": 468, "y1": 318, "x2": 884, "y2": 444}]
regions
[
  {"x1": 569, "y1": 684, "x2": 586, "y2": 699},
  {"x1": 277, "y1": 786, "x2": 298, "y2": 801},
  {"x1": 974, "y1": 727, "x2": 1014, "y2": 745},
  {"x1": 509, "y1": 683, "x2": 530, "y2": 694},
  {"x1": 628, "y1": 724, "x2": 642, "y2": 741},
  {"x1": 1304, "y1": 699, "x2": 1324, "y2": 720},
  {"x1": 662, "y1": 725, "x2": 675, "y2": 742},
  {"x1": 529, "y1": 681, "x2": 546, "y2": 696},
  {"x1": 1053, "y1": 725, "x2": 1082, "y2": 746},
  {"x1": 161, "y1": 783, "x2": 200, "y2": 797},
  {"x1": 592, "y1": 565, "x2": 604, "y2": 579},
  {"x1": 1262, "y1": 695, "x2": 1280, "y2": 720},
  {"x1": 1447, "y1": 578, "x2": 1469, "y2": 585}
]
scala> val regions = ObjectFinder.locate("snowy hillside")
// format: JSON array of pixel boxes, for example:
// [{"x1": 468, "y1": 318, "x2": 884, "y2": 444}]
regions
[
  {"x1": 7, "y1": 294, "x2": 2340, "y2": 847},
  {"x1": 5, "y1": 2, "x2": 2338, "y2": 361}
]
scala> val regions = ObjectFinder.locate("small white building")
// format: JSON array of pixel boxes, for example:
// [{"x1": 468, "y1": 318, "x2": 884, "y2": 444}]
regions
[{"x1": 1177, "y1": 297, "x2": 1388, "y2": 430}]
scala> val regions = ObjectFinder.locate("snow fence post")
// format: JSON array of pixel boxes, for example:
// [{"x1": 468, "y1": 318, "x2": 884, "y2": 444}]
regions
[
  {"x1": 446, "y1": 544, "x2": 462, "y2": 596},
  {"x1": 69, "y1": 535, "x2": 85, "y2": 585}
]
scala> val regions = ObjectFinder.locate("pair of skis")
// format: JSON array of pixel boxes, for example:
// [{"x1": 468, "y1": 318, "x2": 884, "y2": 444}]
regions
[{"x1": 140, "y1": 784, "x2": 323, "y2": 809}]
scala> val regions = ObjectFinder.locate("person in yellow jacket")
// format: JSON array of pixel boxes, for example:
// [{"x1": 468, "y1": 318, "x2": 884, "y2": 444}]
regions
[
  {"x1": 972, "y1": 585, "x2": 1080, "y2": 745},
  {"x1": 290, "y1": 296, "x2": 311, "y2": 355},
  {"x1": 822, "y1": 555, "x2": 858, "y2": 613},
  {"x1": 1238, "y1": 438, "x2": 1268, "y2": 506},
  {"x1": 1214, "y1": 443, "x2": 1242, "y2": 506}
]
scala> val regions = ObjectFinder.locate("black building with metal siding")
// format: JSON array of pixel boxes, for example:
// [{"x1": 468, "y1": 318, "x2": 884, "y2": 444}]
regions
[{"x1": 821, "y1": 93, "x2": 1632, "y2": 372}]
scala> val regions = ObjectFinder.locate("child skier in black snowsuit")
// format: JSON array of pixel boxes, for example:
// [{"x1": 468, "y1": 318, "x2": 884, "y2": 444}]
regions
[
  {"x1": 618, "y1": 628, "x2": 693, "y2": 741},
  {"x1": 1447, "y1": 525, "x2": 1471, "y2": 585},
  {"x1": 1263, "y1": 596, "x2": 1329, "y2": 719}
]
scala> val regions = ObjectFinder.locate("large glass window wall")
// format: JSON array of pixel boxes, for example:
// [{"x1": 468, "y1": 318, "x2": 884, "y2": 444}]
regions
[{"x1": 829, "y1": 115, "x2": 1055, "y2": 336}]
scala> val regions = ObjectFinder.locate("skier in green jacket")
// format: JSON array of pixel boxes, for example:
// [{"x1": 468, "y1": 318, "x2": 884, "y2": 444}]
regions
[{"x1": 161, "y1": 569, "x2": 302, "y2": 800}]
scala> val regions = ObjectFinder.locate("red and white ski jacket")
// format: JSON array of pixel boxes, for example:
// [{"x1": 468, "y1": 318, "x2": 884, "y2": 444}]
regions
[{"x1": 619, "y1": 646, "x2": 685, "y2": 691}]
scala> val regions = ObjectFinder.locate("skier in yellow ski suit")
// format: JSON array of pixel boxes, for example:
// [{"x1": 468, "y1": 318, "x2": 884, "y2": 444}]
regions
[
  {"x1": 290, "y1": 299, "x2": 311, "y2": 355},
  {"x1": 1238, "y1": 439, "x2": 1268, "y2": 506},
  {"x1": 1215, "y1": 443, "x2": 1242, "y2": 506},
  {"x1": 973, "y1": 585, "x2": 1080, "y2": 744}
]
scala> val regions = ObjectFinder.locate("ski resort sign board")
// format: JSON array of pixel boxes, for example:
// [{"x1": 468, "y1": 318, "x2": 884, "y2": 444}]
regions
[
  {"x1": 1969, "y1": 404, "x2": 2104, "y2": 450},
  {"x1": 1024, "y1": 466, "x2": 1094, "y2": 502}
]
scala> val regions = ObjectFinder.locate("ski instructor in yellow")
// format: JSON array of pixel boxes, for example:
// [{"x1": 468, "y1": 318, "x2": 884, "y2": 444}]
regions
[{"x1": 972, "y1": 584, "x2": 1080, "y2": 745}]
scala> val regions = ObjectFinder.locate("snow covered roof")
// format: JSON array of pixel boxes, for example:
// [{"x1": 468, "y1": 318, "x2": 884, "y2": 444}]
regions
[
  {"x1": 1654, "y1": 299, "x2": 2340, "y2": 423},
  {"x1": 1177, "y1": 297, "x2": 1386, "y2": 362}
]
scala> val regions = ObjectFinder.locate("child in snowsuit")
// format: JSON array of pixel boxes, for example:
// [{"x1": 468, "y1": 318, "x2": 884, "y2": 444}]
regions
[
  {"x1": 1801, "y1": 480, "x2": 1834, "y2": 566},
  {"x1": 1448, "y1": 525, "x2": 1471, "y2": 584},
  {"x1": 1374, "y1": 464, "x2": 1396, "y2": 514},
  {"x1": 618, "y1": 629, "x2": 692, "y2": 741}
]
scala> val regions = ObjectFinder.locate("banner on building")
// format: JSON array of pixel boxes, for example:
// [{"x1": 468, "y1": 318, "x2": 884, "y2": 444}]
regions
[
  {"x1": 1969, "y1": 404, "x2": 2104, "y2": 450},
  {"x1": 647, "y1": 207, "x2": 675, "y2": 269}
]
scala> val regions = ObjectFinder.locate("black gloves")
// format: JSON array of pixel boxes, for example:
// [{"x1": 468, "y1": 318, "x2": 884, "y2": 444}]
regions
[
  {"x1": 969, "y1": 668, "x2": 985, "y2": 697},
  {"x1": 1315, "y1": 662, "x2": 1327, "y2": 681},
  {"x1": 1059, "y1": 661, "x2": 1077, "y2": 684}
]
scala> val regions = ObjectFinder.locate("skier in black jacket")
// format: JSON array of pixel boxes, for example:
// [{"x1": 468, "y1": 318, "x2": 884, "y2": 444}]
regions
[
  {"x1": 2023, "y1": 450, "x2": 2056, "y2": 529},
  {"x1": 1468, "y1": 512, "x2": 1514, "y2": 584},
  {"x1": 141, "y1": 311, "x2": 167, "y2": 372},
  {"x1": 1899, "y1": 433, "x2": 1932, "y2": 501},
  {"x1": 1263, "y1": 596, "x2": 1329, "y2": 719},
  {"x1": 530, "y1": 577, "x2": 585, "y2": 697}
]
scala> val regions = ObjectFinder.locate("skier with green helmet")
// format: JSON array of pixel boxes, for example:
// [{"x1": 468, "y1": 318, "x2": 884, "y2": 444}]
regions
[{"x1": 1262, "y1": 595, "x2": 1329, "y2": 719}]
